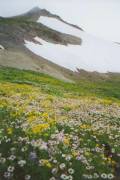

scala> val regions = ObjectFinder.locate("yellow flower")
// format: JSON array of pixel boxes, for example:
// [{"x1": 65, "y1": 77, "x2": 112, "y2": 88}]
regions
[
  {"x1": 28, "y1": 115, "x2": 36, "y2": 123},
  {"x1": 107, "y1": 157, "x2": 112, "y2": 163},
  {"x1": 42, "y1": 112, "x2": 49, "y2": 118},
  {"x1": 27, "y1": 111, "x2": 41, "y2": 123},
  {"x1": 72, "y1": 151, "x2": 79, "y2": 157},
  {"x1": 96, "y1": 144, "x2": 100, "y2": 147},
  {"x1": 63, "y1": 137, "x2": 70, "y2": 146},
  {"x1": 111, "y1": 160, "x2": 117, "y2": 167},
  {"x1": 80, "y1": 124, "x2": 91, "y2": 129},
  {"x1": 7, "y1": 128, "x2": 13, "y2": 135},
  {"x1": 0, "y1": 99, "x2": 8, "y2": 108},
  {"x1": 46, "y1": 162, "x2": 52, "y2": 168},
  {"x1": 32, "y1": 124, "x2": 49, "y2": 134},
  {"x1": 40, "y1": 159, "x2": 52, "y2": 168}
]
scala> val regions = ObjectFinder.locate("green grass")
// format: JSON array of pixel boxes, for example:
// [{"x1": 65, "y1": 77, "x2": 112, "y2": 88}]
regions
[{"x1": 0, "y1": 67, "x2": 120, "y2": 100}]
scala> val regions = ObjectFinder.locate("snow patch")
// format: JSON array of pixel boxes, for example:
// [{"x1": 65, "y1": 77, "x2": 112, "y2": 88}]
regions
[
  {"x1": 0, "y1": 45, "x2": 5, "y2": 50},
  {"x1": 37, "y1": 17, "x2": 120, "y2": 73},
  {"x1": 25, "y1": 36, "x2": 120, "y2": 73},
  {"x1": 38, "y1": 16, "x2": 82, "y2": 37}
]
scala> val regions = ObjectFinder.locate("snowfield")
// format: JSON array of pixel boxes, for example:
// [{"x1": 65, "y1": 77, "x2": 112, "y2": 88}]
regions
[
  {"x1": 38, "y1": 17, "x2": 82, "y2": 37},
  {"x1": 25, "y1": 17, "x2": 120, "y2": 73}
]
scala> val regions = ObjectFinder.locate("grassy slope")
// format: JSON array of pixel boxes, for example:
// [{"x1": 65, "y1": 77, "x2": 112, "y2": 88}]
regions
[
  {"x1": 0, "y1": 67, "x2": 120, "y2": 101},
  {"x1": 0, "y1": 67, "x2": 120, "y2": 180}
]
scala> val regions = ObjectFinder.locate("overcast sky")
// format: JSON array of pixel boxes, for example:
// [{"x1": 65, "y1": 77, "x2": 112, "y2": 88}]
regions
[{"x1": 0, "y1": 0, "x2": 120, "y2": 42}]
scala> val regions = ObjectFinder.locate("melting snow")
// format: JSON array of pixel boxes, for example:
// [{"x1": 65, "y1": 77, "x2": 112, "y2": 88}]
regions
[
  {"x1": 38, "y1": 16, "x2": 82, "y2": 37},
  {"x1": 25, "y1": 17, "x2": 120, "y2": 72},
  {"x1": 0, "y1": 45, "x2": 5, "y2": 50},
  {"x1": 25, "y1": 38, "x2": 120, "y2": 72}
]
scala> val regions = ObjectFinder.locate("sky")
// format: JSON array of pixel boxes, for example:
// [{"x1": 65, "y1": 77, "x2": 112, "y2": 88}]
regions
[{"x1": 0, "y1": 0, "x2": 120, "y2": 42}]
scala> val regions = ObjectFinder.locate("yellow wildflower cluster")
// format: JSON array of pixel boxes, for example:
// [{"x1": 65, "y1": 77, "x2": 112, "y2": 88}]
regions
[
  {"x1": 27, "y1": 111, "x2": 41, "y2": 123},
  {"x1": 32, "y1": 123, "x2": 49, "y2": 134},
  {"x1": 42, "y1": 112, "x2": 49, "y2": 120},
  {"x1": 80, "y1": 124, "x2": 91, "y2": 129},
  {"x1": 0, "y1": 99, "x2": 8, "y2": 108}
]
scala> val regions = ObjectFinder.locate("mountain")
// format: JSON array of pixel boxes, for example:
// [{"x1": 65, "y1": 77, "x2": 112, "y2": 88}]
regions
[
  {"x1": 0, "y1": 7, "x2": 82, "y2": 82},
  {"x1": 0, "y1": 7, "x2": 120, "y2": 82},
  {"x1": 1, "y1": 6, "x2": 120, "y2": 180}
]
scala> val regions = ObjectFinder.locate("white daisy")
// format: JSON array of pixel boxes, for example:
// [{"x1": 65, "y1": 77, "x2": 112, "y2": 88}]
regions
[
  {"x1": 59, "y1": 163, "x2": 66, "y2": 170},
  {"x1": 18, "y1": 160, "x2": 26, "y2": 167},
  {"x1": 8, "y1": 166, "x2": 15, "y2": 172},
  {"x1": 68, "y1": 168, "x2": 75, "y2": 175},
  {"x1": 107, "y1": 173, "x2": 114, "y2": 179},
  {"x1": 25, "y1": 175, "x2": 31, "y2": 180},
  {"x1": 101, "y1": 173, "x2": 108, "y2": 179}
]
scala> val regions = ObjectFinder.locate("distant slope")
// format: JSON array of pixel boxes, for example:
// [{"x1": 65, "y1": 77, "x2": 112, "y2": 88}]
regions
[{"x1": 1, "y1": 66, "x2": 120, "y2": 100}]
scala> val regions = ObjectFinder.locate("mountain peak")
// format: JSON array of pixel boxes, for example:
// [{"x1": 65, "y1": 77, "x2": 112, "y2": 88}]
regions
[
  {"x1": 28, "y1": 6, "x2": 41, "y2": 13},
  {"x1": 21, "y1": 6, "x2": 42, "y2": 22}
]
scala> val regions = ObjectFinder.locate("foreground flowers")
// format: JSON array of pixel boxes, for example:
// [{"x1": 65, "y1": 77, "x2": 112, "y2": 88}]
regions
[{"x1": 0, "y1": 82, "x2": 120, "y2": 179}]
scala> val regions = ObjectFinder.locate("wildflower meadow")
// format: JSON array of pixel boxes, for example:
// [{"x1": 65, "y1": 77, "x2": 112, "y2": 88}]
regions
[{"x1": 0, "y1": 68, "x2": 120, "y2": 180}]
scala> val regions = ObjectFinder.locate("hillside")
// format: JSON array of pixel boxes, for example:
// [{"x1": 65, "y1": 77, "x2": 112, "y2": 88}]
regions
[
  {"x1": 0, "y1": 6, "x2": 120, "y2": 180},
  {"x1": 0, "y1": 7, "x2": 82, "y2": 82},
  {"x1": 0, "y1": 67, "x2": 120, "y2": 179}
]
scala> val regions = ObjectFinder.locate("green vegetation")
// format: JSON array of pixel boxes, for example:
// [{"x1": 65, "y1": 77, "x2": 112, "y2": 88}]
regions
[
  {"x1": 0, "y1": 67, "x2": 120, "y2": 180},
  {"x1": 0, "y1": 67, "x2": 120, "y2": 100}
]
